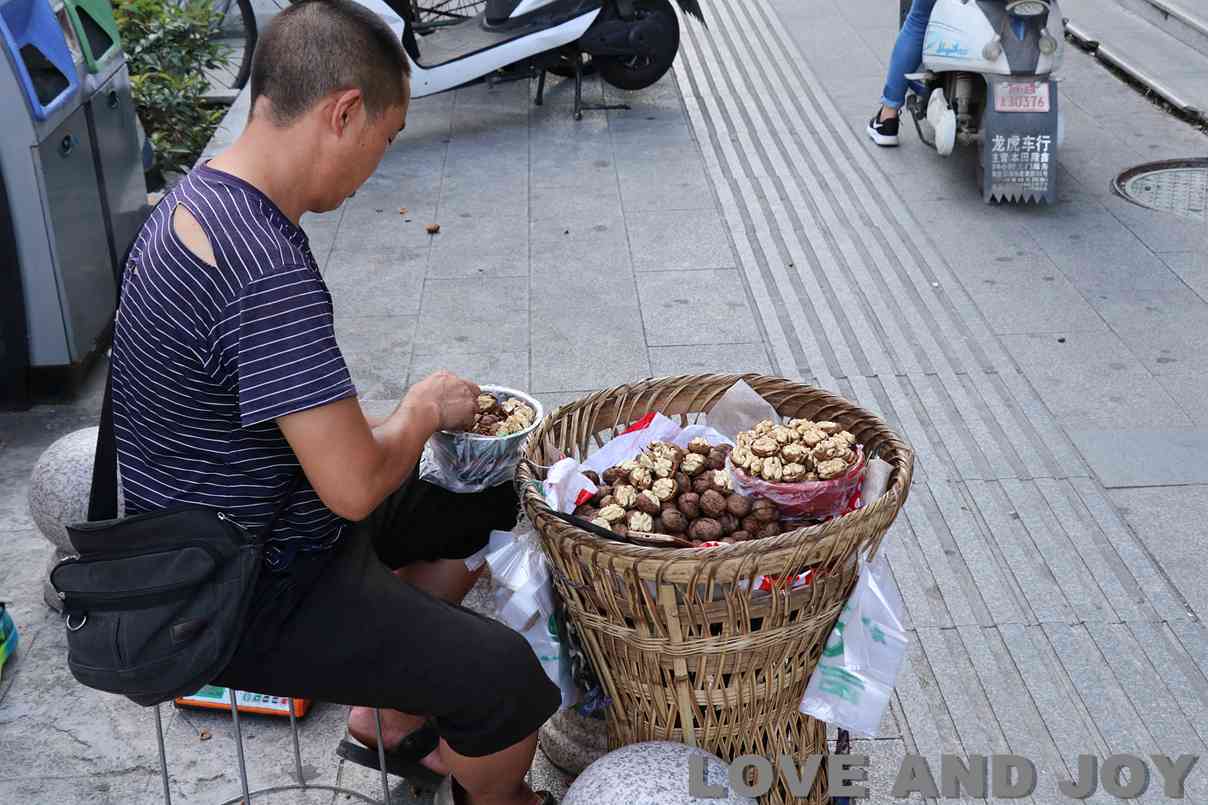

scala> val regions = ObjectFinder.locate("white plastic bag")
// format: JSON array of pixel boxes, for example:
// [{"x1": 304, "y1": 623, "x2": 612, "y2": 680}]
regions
[
  {"x1": 799, "y1": 548, "x2": 908, "y2": 737},
  {"x1": 484, "y1": 524, "x2": 578, "y2": 708}
]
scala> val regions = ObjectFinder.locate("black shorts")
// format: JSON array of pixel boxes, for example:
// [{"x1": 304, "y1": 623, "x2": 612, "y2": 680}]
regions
[{"x1": 214, "y1": 477, "x2": 562, "y2": 758}]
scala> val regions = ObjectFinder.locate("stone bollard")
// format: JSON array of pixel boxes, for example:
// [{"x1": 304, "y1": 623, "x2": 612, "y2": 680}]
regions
[
  {"x1": 539, "y1": 707, "x2": 609, "y2": 775},
  {"x1": 563, "y1": 741, "x2": 755, "y2": 805},
  {"x1": 28, "y1": 427, "x2": 111, "y2": 611}
]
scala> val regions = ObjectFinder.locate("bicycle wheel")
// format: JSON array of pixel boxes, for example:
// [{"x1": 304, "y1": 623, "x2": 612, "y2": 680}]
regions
[
  {"x1": 412, "y1": 0, "x2": 485, "y2": 30},
  {"x1": 176, "y1": 0, "x2": 259, "y2": 93}
]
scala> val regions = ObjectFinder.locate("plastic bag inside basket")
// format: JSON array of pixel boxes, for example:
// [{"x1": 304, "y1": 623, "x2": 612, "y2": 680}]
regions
[{"x1": 729, "y1": 446, "x2": 867, "y2": 522}]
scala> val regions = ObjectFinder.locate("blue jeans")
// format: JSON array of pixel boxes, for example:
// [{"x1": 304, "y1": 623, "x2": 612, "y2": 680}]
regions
[{"x1": 881, "y1": 0, "x2": 937, "y2": 109}]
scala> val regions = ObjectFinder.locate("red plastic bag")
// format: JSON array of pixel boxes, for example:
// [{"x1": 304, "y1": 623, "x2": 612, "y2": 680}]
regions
[{"x1": 729, "y1": 446, "x2": 867, "y2": 522}]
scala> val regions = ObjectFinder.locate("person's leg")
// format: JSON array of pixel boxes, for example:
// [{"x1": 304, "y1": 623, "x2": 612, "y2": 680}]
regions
[
  {"x1": 217, "y1": 521, "x2": 559, "y2": 805},
  {"x1": 348, "y1": 478, "x2": 521, "y2": 775},
  {"x1": 879, "y1": 0, "x2": 938, "y2": 117}
]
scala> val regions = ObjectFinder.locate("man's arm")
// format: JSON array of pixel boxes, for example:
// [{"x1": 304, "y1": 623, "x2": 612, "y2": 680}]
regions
[{"x1": 277, "y1": 371, "x2": 479, "y2": 521}]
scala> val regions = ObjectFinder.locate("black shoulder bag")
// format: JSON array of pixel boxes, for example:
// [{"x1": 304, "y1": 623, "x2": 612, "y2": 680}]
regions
[{"x1": 50, "y1": 367, "x2": 302, "y2": 707}]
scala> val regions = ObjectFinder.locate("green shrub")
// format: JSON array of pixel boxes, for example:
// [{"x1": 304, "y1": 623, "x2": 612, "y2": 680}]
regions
[{"x1": 114, "y1": 0, "x2": 232, "y2": 176}]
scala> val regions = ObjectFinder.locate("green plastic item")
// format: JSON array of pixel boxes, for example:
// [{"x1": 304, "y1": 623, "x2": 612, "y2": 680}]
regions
[{"x1": 61, "y1": 0, "x2": 121, "y2": 73}]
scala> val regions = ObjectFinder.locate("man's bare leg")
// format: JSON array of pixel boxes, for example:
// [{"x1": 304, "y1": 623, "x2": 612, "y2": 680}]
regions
[
  {"x1": 347, "y1": 560, "x2": 487, "y2": 775},
  {"x1": 441, "y1": 733, "x2": 543, "y2": 805}
]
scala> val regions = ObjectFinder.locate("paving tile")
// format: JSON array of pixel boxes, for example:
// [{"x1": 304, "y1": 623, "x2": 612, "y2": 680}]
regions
[
  {"x1": 413, "y1": 278, "x2": 529, "y2": 357},
  {"x1": 635, "y1": 269, "x2": 762, "y2": 345},
  {"x1": 325, "y1": 254, "x2": 425, "y2": 319},
  {"x1": 1001, "y1": 330, "x2": 1193, "y2": 431},
  {"x1": 529, "y1": 184, "x2": 623, "y2": 225},
  {"x1": 1071, "y1": 430, "x2": 1208, "y2": 489},
  {"x1": 1110, "y1": 485, "x2": 1208, "y2": 621},
  {"x1": 407, "y1": 351, "x2": 529, "y2": 394},
  {"x1": 615, "y1": 153, "x2": 715, "y2": 212},
  {"x1": 428, "y1": 210, "x2": 529, "y2": 279},
  {"x1": 1156, "y1": 368, "x2": 1208, "y2": 427},
  {"x1": 625, "y1": 208, "x2": 735, "y2": 272},
  {"x1": 647, "y1": 343, "x2": 773, "y2": 377},
  {"x1": 1159, "y1": 250, "x2": 1208, "y2": 301},
  {"x1": 1126, "y1": 622, "x2": 1208, "y2": 749},
  {"x1": 334, "y1": 316, "x2": 415, "y2": 401}
]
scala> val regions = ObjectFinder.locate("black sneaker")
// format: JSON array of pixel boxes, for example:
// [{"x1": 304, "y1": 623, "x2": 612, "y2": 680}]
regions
[{"x1": 867, "y1": 110, "x2": 900, "y2": 146}]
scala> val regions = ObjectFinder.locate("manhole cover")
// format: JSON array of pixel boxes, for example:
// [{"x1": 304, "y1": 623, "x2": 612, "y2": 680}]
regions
[{"x1": 1114, "y1": 159, "x2": 1208, "y2": 223}]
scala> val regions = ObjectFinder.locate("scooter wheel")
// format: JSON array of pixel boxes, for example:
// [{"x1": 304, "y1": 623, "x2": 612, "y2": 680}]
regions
[{"x1": 596, "y1": 0, "x2": 680, "y2": 91}]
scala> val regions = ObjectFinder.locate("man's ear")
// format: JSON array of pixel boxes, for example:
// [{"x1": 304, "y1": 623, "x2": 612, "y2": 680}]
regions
[{"x1": 330, "y1": 89, "x2": 365, "y2": 136}]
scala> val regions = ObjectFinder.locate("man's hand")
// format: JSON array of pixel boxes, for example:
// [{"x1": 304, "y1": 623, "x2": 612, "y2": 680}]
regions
[{"x1": 403, "y1": 370, "x2": 480, "y2": 433}]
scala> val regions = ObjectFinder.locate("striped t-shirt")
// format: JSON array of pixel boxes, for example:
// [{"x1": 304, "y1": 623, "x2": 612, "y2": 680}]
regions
[{"x1": 111, "y1": 162, "x2": 357, "y2": 568}]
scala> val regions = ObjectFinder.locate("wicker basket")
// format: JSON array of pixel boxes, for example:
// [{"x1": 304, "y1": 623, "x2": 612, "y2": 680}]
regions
[{"x1": 517, "y1": 374, "x2": 914, "y2": 805}]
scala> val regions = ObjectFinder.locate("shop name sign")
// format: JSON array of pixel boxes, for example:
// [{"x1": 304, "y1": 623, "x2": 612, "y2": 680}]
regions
[{"x1": 688, "y1": 753, "x2": 1200, "y2": 800}]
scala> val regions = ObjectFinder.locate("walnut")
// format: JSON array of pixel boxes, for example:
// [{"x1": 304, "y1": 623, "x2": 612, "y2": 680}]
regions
[
  {"x1": 754, "y1": 420, "x2": 775, "y2": 434},
  {"x1": 592, "y1": 484, "x2": 612, "y2": 504},
  {"x1": 726, "y1": 494, "x2": 752, "y2": 518},
  {"x1": 731, "y1": 530, "x2": 752, "y2": 542},
  {"x1": 637, "y1": 453, "x2": 655, "y2": 470},
  {"x1": 756, "y1": 522, "x2": 781, "y2": 540},
  {"x1": 477, "y1": 414, "x2": 500, "y2": 430},
  {"x1": 574, "y1": 504, "x2": 599, "y2": 520},
  {"x1": 590, "y1": 517, "x2": 612, "y2": 531},
  {"x1": 629, "y1": 467, "x2": 654, "y2": 490},
  {"x1": 741, "y1": 515, "x2": 761, "y2": 534},
  {"x1": 709, "y1": 470, "x2": 734, "y2": 493},
  {"x1": 687, "y1": 437, "x2": 712, "y2": 455},
  {"x1": 635, "y1": 490, "x2": 661, "y2": 515},
  {"x1": 614, "y1": 484, "x2": 638, "y2": 509},
  {"x1": 602, "y1": 467, "x2": 625, "y2": 485},
  {"x1": 674, "y1": 473, "x2": 691, "y2": 495},
  {"x1": 717, "y1": 443, "x2": 733, "y2": 456},
  {"x1": 815, "y1": 420, "x2": 842, "y2": 435},
  {"x1": 730, "y1": 447, "x2": 753, "y2": 469},
  {"x1": 651, "y1": 516, "x2": 663, "y2": 534},
  {"x1": 692, "y1": 475, "x2": 713, "y2": 495},
  {"x1": 750, "y1": 436, "x2": 779, "y2": 458},
  {"x1": 772, "y1": 425, "x2": 797, "y2": 445},
  {"x1": 599, "y1": 504, "x2": 627, "y2": 523},
  {"x1": 745, "y1": 457, "x2": 763, "y2": 477},
  {"x1": 719, "y1": 513, "x2": 739, "y2": 535},
  {"x1": 689, "y1": 518, "x2": 722, "y2": 542},
  {"x1": 653, "y1": 457, "x2": 675, "y2": 479},
  {"x1": 700, "y1": 489, "x2": 727, "y2": 518},
  {"x1": 805, "y1": 472, "x2": 819, "y2": 481},
  {"x1": 760, "y1": 456, "x2": 784, "y2": 482},
  {"x1": 836, "y1": 431, "x2": 857, "y2": 448},
  {"x1": 661, "y1": 509, "x2": 688, "y2": 533},
  {"x1": 752, "y1": 499, "x2": 778, "y2": 523},
  {"x1": 652, "y1": 478, "x2": 677, "y2": 502},
  {"x1": 817, "y1": 458, "x2": 849, "y2": 480},
  {"x1": 477, "y1": 394, "x2": 497, "y2": 413},
  {"x1": 582, "y1": 469, "x2": 601, "y2": 486},
  {"x1": 648, "y1": 441, "x2": 678, "y2": 461},
  {"x1": 736, "y1": 432, "x2": 753, "y2": 448},
  {"x1": 619, "y1": 459, "x2": 641, "y2": 476},
  {"x1": 598, "y1": 495, "x2": 617, "y2": 509},
  {"x1": 781, "y1": 462, "x2": 809, "y2": 482},
  {"x1": 678, "y1": 493, "x2": 702, "y2": 519},
  {"x1": 787, "y1": 418, "x2": 813, "y2": 430},
  {"x1": 628, "y1": 510, "x2": 654, "y2": 532},
  {"x1": 800, "y1": 429, "x2": 826, "y2": 448},
  {"x1": 706, "y1": 448, "x2": 728, "y2": 471},
  {"x1": 681, "y1": 453, "x2": 707, "y2": 476},
  {"x1": 780, "y1": 443, "x2": 808, "y2": 464}
]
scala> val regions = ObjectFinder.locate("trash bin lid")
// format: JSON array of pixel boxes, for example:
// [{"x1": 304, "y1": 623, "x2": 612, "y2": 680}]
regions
[
  {"x1": 0, "y1": 0, "x2": 81, "y2": 120},
  {"x1": 60, "y1": 0, "x2": 119, "y2": 73}
]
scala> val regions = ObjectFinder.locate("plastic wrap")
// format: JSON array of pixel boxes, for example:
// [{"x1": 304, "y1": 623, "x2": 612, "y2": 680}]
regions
[
  {"x1": 729, "y1": 447, "x2": 867, "y2": 522},
  {"x1": 419, "y1": 386, "x2": 544, "y2": 493}
]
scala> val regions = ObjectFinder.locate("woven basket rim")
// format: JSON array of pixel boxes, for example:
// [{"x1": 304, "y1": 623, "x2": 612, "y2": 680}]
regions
[{"x1": 517, "y1": 373, "x2": 914, "y2": 566}]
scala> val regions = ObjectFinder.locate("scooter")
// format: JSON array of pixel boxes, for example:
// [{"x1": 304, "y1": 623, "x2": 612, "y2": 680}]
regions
[
  {"x1": 354, "y1": 0, "x2": 704, "y2": 119},
  {"x1": 899, "y1": 0, "x2": 1066, "y2": 203}
]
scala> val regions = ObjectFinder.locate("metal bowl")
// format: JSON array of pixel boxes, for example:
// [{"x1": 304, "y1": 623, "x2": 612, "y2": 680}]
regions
[{"x1": 424, "y1": 385, "x2": 545, "y2": 492}]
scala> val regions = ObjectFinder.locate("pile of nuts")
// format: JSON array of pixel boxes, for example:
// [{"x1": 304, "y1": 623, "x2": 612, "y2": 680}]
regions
[
  {"x1": 573, "y1": 439, "x2": 786, "y2": 544},
  {"x1": 471, "y1": 394, "x2": 536, "y2": 437},
  {"x1": 731, "y1": 419, "x2": 860, "y2": 482}
]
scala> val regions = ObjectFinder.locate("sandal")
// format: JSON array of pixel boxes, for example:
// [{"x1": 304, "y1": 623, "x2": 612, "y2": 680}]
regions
[
  {"x1": 434, "y1": 776, "x2": 557, "y2": 805},
  {"x1": 336, "y1": 721, "x2": 446, "y2": 791}
]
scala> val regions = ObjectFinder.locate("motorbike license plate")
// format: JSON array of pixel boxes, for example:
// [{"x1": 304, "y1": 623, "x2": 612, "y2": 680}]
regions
[{"x1": 995, "y1": 81, "x2": 1051, "y2": 113}]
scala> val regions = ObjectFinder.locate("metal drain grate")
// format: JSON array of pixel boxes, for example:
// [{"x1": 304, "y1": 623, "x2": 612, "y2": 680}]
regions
[{"x1": 1114, "y1": 159, "x2": 1208, "y2": 223}]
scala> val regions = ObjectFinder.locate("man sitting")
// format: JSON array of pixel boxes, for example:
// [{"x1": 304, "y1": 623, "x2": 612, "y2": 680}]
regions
[{"x1": 108, "y1": 2, "x2": 559, "y2": 803}]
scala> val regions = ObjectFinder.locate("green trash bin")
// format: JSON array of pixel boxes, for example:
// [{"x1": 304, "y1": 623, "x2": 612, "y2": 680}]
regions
[
  {"x1": 60, "y1": 0, "x2": 120, "y2": 74},
  {"x1": 60, "y1": 0, "x2": 147, "y2": 284}
]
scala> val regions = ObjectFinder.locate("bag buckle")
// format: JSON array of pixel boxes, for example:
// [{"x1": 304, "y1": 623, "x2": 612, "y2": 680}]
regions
[{"x1": 65, "y1": 613, "x2": 89, "y2": 632}]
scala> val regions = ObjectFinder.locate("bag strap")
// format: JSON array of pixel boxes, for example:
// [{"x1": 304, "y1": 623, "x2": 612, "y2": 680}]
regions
[{"x1": 88, "y1": 243, "x2": 305, "y2": 541}]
